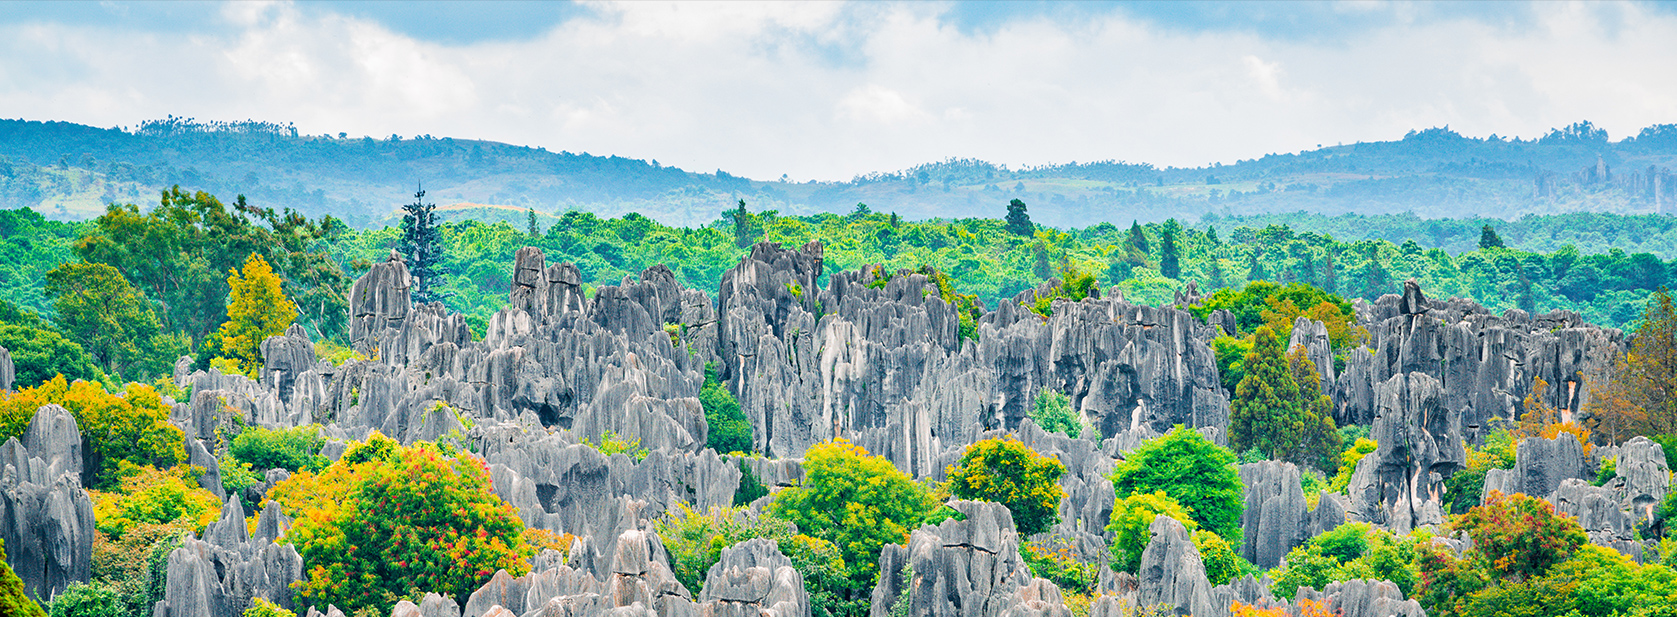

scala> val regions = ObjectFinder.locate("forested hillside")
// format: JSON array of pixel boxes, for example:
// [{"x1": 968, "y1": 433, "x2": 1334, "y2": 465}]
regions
[{"x1": 2, "y1": 118, "x2": 1675, "y2": 228}]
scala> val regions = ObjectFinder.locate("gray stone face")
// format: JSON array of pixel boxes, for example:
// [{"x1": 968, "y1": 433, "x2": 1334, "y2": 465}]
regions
[
  {"x1": 1293, "y1": 579, "x2": 1424, "y2": 617},
  {"x1": 1481, "y1": 435, "x2": 1587, "y2": 503},
  {"x1": 0, "y1": 344, "x2": 12, "y2": 391},
  {"x1": 1348, "y1": 372, "x2": 1461, "y2": 533},
  {"x1": 1614, "y1": 436, "x2": 1670, "y2": 524},
  {"x1": 699, "y1": 539, "x2": 808, "y2": 617},
  {"x1": 1135, "y1": 515, "x2": 1214, "y2": 617},
  {"x1": 262, "y1": 324, "x2": 317, "y2": 405},
  {"x1": 1238, "y1": 461, "x2": 1308, "y2": 569},
  {"x1": 1286, "y1": 317, "x2": 1334, "y2": 392},
  {"x1": 151, "y1": 472, "x2": 304, "y2": 617},
  {"x1": 0, "y1": 405, "x2": 95, "y2": 604},
  {"x1": 869, "y1": 501, "x2": 1066, "y2": 617},
  {"x1": 1549, "y1": 478, "x2": 1641, "y2": 558}
]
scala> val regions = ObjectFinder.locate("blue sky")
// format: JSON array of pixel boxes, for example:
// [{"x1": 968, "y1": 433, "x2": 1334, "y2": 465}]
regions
[{"x1": 2, "y1": 1, "x2": 1674, "y2": 180}]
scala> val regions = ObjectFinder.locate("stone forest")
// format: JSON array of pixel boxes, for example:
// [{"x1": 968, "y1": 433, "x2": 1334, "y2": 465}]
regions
[{"x1": 5, "y1": 224, "x2": 1676, "y2": 617}]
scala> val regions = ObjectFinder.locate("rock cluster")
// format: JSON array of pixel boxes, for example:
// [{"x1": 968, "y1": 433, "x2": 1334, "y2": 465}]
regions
[
  {"x1": 0, "y1": 344, "x2": 12, "y2": 391},
  {"x1": 869, "y1": 500, "x2": 1072, "y2": 617},
  {"x1": 151, "y1": 497, "x2": 304, "y2": 617},
  {"x1": 0, "y1": 405, "x2": 95, "y2": 603},
  {"x1": 1238, "y1": 461, "x2": 1344, "y2": 569},
  {"x1": 1347, "y1": 372, "x2": 1462, "y2": 533},
  {"x1": 1481, "y1": 435, "x2": 1587, "y2": 502}
]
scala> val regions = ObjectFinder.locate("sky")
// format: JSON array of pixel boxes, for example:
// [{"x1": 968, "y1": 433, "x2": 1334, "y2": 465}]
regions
[{"x1": 2, "y1": 1, "x2": 1675, "y2": 182}]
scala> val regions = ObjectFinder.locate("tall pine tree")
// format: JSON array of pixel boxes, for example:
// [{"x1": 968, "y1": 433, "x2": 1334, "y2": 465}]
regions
[
  {"x1": 399, "y1": 187, "x2": 446, "y2": 304},
  {"x1": 1127, "y1": 221, "x2": 1150, "y2": 253},
  {"x1": 1479, "y1": 224, "x2": 1506, "y2": 250},
  {"x1": 1005, "y1": 199, "x2": 1034, "y2": 237},
  {"x1": 1230, "y1": 326, "x2": 1341, "y2": 472},
  {"x1": 1159, "y1": 219, "x2": 1181, "y2": 279}
]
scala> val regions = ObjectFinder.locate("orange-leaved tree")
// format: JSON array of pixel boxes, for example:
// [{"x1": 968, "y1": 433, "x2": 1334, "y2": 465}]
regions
[{"x1": 269, "y1": 433, "x2": 530, "y2": 613}]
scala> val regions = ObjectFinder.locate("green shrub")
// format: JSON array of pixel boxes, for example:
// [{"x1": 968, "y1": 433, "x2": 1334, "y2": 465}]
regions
[
  {"x1": 46, "y1": 582, "x2": 126, "y2": 617},
  {"x1": 701, "y1": 364, "x2": 753, "y2": 455},
  {"x1": 1327, "y1": 438, "x2": 1377, "y2": 494},
  {"x1": 769, "y1": 439, "x2": 940, "y2": 586},
  {"x1": 244, "y1": 598, "x2": 297, "y2": 617},
  {"x1": 1107, "y1": 490, "x2": 1196, "y2": 574},
  {"x1": 230, "y1": 425, "x2": 328, "y2": 473},
  {"x1": 656, "y1": 504, "x2": 854, "y2": 617},
  {"x1": 946, "y1": 436, "x2": 1066, "y2": 536},
  {"x1": 584, "y1": 430, "x2": 649, "y2": 462},
  {"x1": 733, "y1": 461, "x2": 768, "y2": 507},
  {"x1": 1193, "y1": 529, "x2": 1243, "y2": 586},
  {"x1": 1111, "y1": 426, "x2": 1244, "y2": 543},
  {"x1": 1019, "y1": 538, "x2": 1099, "y2": 595},
  {"x1": 1029, "y1": 388, "x2": 1084, "y2": 439}
]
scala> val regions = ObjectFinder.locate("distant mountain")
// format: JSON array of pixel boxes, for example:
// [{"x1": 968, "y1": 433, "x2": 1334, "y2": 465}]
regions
[{"x1": 1, "y1": 117, "x2": 1673, "y2": 228}]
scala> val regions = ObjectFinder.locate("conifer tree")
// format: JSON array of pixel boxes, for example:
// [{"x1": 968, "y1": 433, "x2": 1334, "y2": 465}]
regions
[
  {"x1": 1230, "y1": 327, "x2": 1342, "y2": 471},
  {"x1": 1005, "y1": 199, "x2": 1034, "y2": 237},
  {"x1": 399, "y1": 187, "x2": 446, "y2": 304},
  {"x1": 1247, "y1": 248, "x2": 1268, "y2": 281},
  {"x1": 1479, "y1": 225, "x2": 1506, "y2": 250},
  {"x1": 527, "y1": 208, "x2": 540, "y2": 238},
  {"x1": 1127, "y1": 221, "x2": 1150, "y2": 253},
  {"x1": 1160, "y1": 219, "x2": 1182, "y2": 279}
]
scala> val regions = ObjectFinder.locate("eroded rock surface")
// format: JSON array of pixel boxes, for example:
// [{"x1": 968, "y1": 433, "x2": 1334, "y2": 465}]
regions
[{"x1": 0, "y1": 405, "x2": 95, "y2": 603}]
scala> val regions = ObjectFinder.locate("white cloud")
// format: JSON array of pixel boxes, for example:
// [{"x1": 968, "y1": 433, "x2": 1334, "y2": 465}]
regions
[{"x1": 0, "y1": 1, "x2": 1673, "y2": 180}]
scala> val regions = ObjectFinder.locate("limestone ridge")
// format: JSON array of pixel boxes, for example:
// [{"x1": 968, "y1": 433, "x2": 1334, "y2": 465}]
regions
[
  {"x1": 151, "y1": 497, "x2": 305, "y2": 617},
  {"x1": 0, "y1": 405, "x2": 95, "y2": 604},
  {"x1": 869, "y1": 500, "x2": 1073, "y2": 617}
]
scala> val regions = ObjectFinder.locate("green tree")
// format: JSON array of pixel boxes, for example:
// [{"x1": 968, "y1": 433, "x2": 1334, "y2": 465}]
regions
[
  {"x1": 277, "y1": 439, "x2": 530, "y2": 614},
  {"x1": 45, "y1": 581, "x2": 124, "y2": 617},
  {"x1": 1126, "y1": 221, "x2": 1150, "y2": 254},
  {"x1": 768, "y1": 439, "x2": 940, "y2": 584},
  {"x1": 1005, "y1": 199, "x2": 1033, "y2": 237},
  {"x1": 211, "y1": 254, "x2": 297, "y2": 377},
  {"x1": 1479, "y1": 225, "x2": 1505, "y2": 250},
  {"x1": 230, "y1": 425, "x2": 328, "y2": 473},
  {"x1": 44, "y1": 263, "x2": 183, "y2": 381},
  {"x1": 1111, "y1": 426, "x2": 1243, "y2": 542},
  {"x1": 1029, "y1": 388, "x2": 1083, "y2": 438},
  {"x1": 701, "y1": 364, "x2": 752, "y2": 455},
  {"x1": 1159, "y1": 219, "x2": 1182, "y2": 279},
  {"x1": 526, "y1": 209, "x2": 540, "y2": 238},
  {"x1": 0, "y1": 324, "x2": 95, "y2": 389},
  {"x1": 398, "y1": 187, "x2": 447, "y2": 304},
  {"x1": 1106, "y1": 490, "x2": 1196, "y2": 574},
  {"x1": 1230, "y1": 327, "x2": 1341, "y2": 471},
  {"x1": 946, "y1": 436, "x2": 1066, "y2": 536}
]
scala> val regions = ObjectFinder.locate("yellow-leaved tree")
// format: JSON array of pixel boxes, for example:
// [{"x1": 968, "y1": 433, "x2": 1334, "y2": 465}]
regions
[{"x1": 212, "y1": 254, "x2": 297, "y2": 377}]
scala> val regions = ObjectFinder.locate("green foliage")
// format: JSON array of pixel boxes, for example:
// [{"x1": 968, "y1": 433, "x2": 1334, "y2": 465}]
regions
[
  {"x1": 769, "y1": 439, "x2": 940, "y2": 585},
  {"x1": 0, "y1": 539, "x2": 47, "y2": 617},
  {"x1": 946, "y1": 436, "x2": 1066, "y2": 536},
  {"x1": 1019, "y1": 538, "x2": 1100, "y2": 595},
  {"x1": 1188, "y1": 282, "x2": 1357, "y2": 348},
  {"x1": 0, "y1": 323, "x2": 96, "y2": 388},
  {"x1": 1328, "y1": 438, "x2": 1378, "y2": 494},
  {"x1": 90, "y1": 464, "x2": 221, "y2": 537},
  {"x1": 701, "y1": 363, "x2": 753, "y2": 455},
  {"x1": 1106, "y1": 491, "x2": 1196, "y2": 574},
  {"x1": 271, "y1": 438, "x2": 529, "y2": 614},
  {"x1": 399, "y1": 189, "x2": 447, "y2": 305},
  {"x1": 1230, "y1": 326, "x2": 1341, "y2": 472},
  {"x1": 1270, "y1": 543, "x2": 1341, "y2": 600},
  {"x1": 656, "y1": 504, "x2": 854, "y2": 617},
  {"x1": 244, "y1": 598, "x2": 297, "y2": 617},
  {"x1": 1444, "y1": 429, "x2": 1517, "y2": 514},
  {"x1": 1193, "y1": 529, "x2": 1243, "y2": 586},
  {"x1": 583, "y1": 430, "x2": 649, "y2": 462},
  {"x1": 1004, "y1": 199, "x2": 1033, "y2": 237},
  {"x1": 0, "y1": 376, "x2": 184, "y2": 489},
  {"x1": 1029, "y1": 388, "x2": 1083, "y2": 439},
  {"x1": 733, "y1": 461, "x2": 768, "y2": 507},
  {"x1": 1479, "y1": 225, "x2": 1505, "y2": 250},
  {"x1": 1454, "y1": 491, "x2": 1588, "y2": 581},
  {"x1": 45, "y1": 581, "x2": 126, "y2": 617},
  {"x1": 230, "y1": 425, "x2": 328, "y2": 473},
  {"x1": 1111, "y1": 426, "x2": 1244, "y2": 542},
  {"x1": 1269, "y1": 524, "x2": 1421, "y2": 601},
  {"x1": 1313, "y1": 522, "x2": 1371, "y2": 563},
  {"x1": 1595, "y1": 457, "x2": 1617, "y2": 487},
  {"x1": 44, "y1": 263, "x2": 183, "y2": 382}
]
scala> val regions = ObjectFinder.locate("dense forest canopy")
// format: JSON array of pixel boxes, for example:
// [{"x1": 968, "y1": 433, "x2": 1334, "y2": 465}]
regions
[{"x1": 1, "y1": 118, "x2": 1675, "y2": 228}]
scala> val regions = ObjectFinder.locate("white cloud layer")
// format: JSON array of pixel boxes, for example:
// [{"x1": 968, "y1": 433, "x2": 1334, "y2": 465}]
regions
[{"x1": 1, "y1": 1, "x2": 1675, "y2": 181}]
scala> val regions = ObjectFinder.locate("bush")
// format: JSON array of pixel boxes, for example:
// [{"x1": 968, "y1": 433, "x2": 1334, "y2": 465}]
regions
[
  {"x1": 1455, "y1": 491, "x2": 1588, "y2": 581},
  {"x1": 1019, "y1": 538, "x2": 1100, "y2": 595},
  {"x1": 0, "y1": 324, "x2": 96, "y2": 389},
  {"x1": 583, "y1": 430, "x2": 649, "y2": 462},
  {"x1": 1193, "y1": 530, "x2": 1243, "y2": 586},
  {"x1": 1111, "y1": 426, "x2": 1244, "y2": 542},
  {"x1": 270, "y1": 435, "x2": 530, "y2": 614},
  {"x1": 90, "y1": 518, "x2": 194, "y2": 617},
  {"x1": 1327, "y1": 438, "x2": 1377, "y2": 494},
  {"x1": 46, "y1": 581, "x2": 126, "y2": 617},
  {"x1": 89, "y1": 464, "x2": 221, "y2": 538},
  {"x1": 656, "y1": 504, "x2": 853, "y2": 617},
  {"x1": 1106, "y1": 491, "x2": 1196, "y2": 574},
  {"x1": 1443, "y1": 429, "x2": 1516, "y2": 514},
  {"x1": 1029, "y1": 388, "x2": 1084, "y2": 438},
  {"x1": 0, "y1": 376, "x2": 185, "y2": 489},
  {"x1": 1270, "y1": 543, "x2": 1342, "y2": 600},
  {"x1": 230, "y1": 425, "x2": 328, "y2": 473},
  {"x1": 769, "y1": 439, "x2": 940, "y2": 585},
  {"x1": 733, "y1": 460, "x2": 769, "y2": 507},
  {"x1": 244, "y1": 598, "x2": 297, "y2": 617},
  {"x1": 701, "y1": 364, "x2": 753, "y2": 455},
  {"x1": 1313, "y1": 522, "x2": 1371, "y2": 563},
  {"x1": 946, "y1": 436, "x2": 1066, "y2": 536}
]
